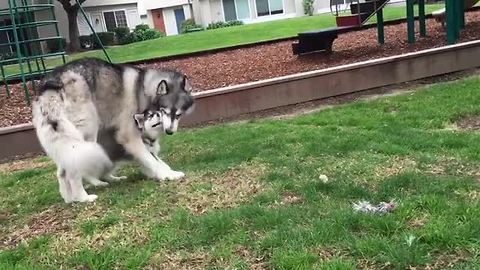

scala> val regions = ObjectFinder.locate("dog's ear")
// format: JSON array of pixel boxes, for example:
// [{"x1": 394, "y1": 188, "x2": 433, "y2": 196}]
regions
[
  {"x1": 185, "y1": 103, "x2": 195, "y2": 115},
  {"x1": 133, "y1": 114, "x2": 145, "y2": 129},
  {"x1": 183, "y1": 76, "x2": 192, "y2": 93},
  {"x1": 157, "y1": 80, "x2": 168, "y2": 95}
]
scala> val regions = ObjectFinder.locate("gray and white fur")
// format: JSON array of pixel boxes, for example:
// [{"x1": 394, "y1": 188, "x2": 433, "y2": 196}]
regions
[
  {"x1": 33, "y1": 58, "x2": 194, "y2": 203},
  {"x1": 32, "y1": 75, "x2": 113, "y2": 203}
]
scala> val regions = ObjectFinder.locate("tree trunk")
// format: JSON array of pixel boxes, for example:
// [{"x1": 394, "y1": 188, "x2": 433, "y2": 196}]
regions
[{"x1": 67, "y1": 8, "x2": 81, "y2": 52}]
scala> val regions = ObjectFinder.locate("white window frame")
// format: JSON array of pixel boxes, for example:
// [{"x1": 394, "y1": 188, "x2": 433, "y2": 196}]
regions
[
  {"x1": 253, "y1": 0, "x2": 285, "y2": 17},
  {"x1": 221, "y1": 0, "x2": 252, "y2": 22},
  {"x1": 101, "y1": 9, "x2": 130, "y2": 31}
]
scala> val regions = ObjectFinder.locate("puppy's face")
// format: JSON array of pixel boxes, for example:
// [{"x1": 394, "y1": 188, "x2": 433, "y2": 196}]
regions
[{"x1": 134, "y1": 111, "x2": 163, "y2": 136}]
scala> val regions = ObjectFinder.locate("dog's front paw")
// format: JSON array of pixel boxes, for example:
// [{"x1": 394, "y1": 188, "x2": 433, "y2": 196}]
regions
[
  {"x1": 167, "y1": 170, "x2": 185, "y2": 180},
  {"x1": 156, "y1": 170, "x2": 185, "y2": 181},
  {"x1": 83, "y1": 194, "x2": 98, "y2": 202}
]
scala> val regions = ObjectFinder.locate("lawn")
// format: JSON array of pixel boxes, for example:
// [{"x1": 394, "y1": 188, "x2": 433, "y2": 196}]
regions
[
  {"x1": 2, "y1": 3, "x2": 443, "y2": 77},
  {"x1": 1, "y1": 75, "x2": 480, "y2": 269}
]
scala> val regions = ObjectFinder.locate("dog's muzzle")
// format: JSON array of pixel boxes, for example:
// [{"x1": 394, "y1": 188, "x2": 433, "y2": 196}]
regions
[{"x1": 165, "y1": 129, "x2": 174, "y2": 135}]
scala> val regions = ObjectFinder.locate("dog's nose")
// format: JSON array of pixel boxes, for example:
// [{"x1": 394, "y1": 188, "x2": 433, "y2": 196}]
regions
[{"x1": 165, "y1": 130, "x2": 174, "y2": 135}]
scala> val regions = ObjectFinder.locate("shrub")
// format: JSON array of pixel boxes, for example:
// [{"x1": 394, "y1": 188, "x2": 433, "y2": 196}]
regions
[
  {"x1": 89, "y1": 32, "x2": 115, "y2": 48},
  {"x1": 134, "y1": 24, "x2": 150, "y2": 31},
  {"x1": 303, "y1": 0, "x2": 315, "y2": 16},
  {"x1": 181, "y1": 19, "x2": 204, "y2": 33},
  {"x1": 206, "y1": 20, "x2": 243, "y2": 30},
  {"x1": 124, "y1": 25, "x2": 163, "y2": 44},
  {"x1": 46, "y1": 38, "x2": 66, "y2": 53},
  {"x1": 206, "y1": 21, "x2": 227, "y2": 30},
  {"x1": 113, "y1": 27, "x2": 130, "y2": 45},
  {"x1": 226, "y1": 20, "x2": 243, "y2": 27}
]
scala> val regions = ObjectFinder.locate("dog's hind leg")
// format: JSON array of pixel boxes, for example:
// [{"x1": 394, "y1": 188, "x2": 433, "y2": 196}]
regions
[
  {"x1": 57, "y1": 167, "x2": 72, "y2": 203},
  {"x1": 67, "y1": 172, "x2": 97, "y2": 203}
]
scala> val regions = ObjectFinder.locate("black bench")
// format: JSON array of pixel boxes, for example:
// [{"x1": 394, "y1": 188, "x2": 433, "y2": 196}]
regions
[{"x1": 292, "y1": 26, "x2": 355, "y2": 55}]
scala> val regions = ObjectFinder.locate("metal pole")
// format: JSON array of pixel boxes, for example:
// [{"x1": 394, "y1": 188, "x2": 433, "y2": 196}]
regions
[
  {"x1": 446, "y1": 0, "x2": 457, "y2": 44},
  {"x1": 418, "y1": 0, "x2": 426, "y2": 37},
  {"x1": 8, "y1": 0, "x2": 30, "y2": 104},
  {"x1": 459, "y1": 0, "x2": 465, "y2": 29},
  {"x1": 406, "y1": 0, "x2": 415, "y2": 43},
  {"x1": 75, "y1": 0, "x2": 112, "y2": 63},
  {"x1": 376, "y1": 7, "x2": 384, "y2": 44}
]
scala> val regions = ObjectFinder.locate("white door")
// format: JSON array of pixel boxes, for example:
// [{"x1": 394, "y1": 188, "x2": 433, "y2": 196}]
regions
[
  {"x1": 90, "y1": 12, "x2": 104, "y2": 33},
  {"x1": 127, "y1": 10, "x2": 140, "y2": 29}
]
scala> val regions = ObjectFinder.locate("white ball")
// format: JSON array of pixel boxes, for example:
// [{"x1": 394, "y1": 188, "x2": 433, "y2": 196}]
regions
[{"x1": 319, "y1": 174, "x2": 329, "y2": 183}]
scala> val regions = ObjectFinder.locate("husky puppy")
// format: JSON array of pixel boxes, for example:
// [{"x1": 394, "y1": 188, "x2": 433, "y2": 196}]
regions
[
  {"x1": 104, "y1": 110, "x2": 165, "y2": 180},
  {"x1": 32, "y1": 80, "x2": 113, "y2": 203},
  {"x1": 34, "y1": 58, "x2": 194, "y2": 186}
]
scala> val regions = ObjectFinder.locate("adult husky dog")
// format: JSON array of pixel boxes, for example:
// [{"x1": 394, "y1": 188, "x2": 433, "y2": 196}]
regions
[{"x1": 33, "y1": 58, "x2": 194, "y2": 202}]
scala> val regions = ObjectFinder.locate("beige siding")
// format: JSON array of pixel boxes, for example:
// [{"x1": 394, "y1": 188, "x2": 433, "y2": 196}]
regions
[
  {"x1": 77, "y1": 3, "x2": 140, "y2": 36},
  {"x1": 82, "y1": 0, "x2": 137, "y2": 8},
  {"x1": 143, "y1": 0, "x2": 189, "y2": 10},
  {"x1": 284, "y1": 0, "x2": 297, "y2": 14},
  {"x1": 210, "y1": 0, "x2": 223, "y2": 22}
]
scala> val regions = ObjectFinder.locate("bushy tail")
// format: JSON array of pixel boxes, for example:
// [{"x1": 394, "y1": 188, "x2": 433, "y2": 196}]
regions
[{"x1": 32, "y1": 90, "x2": 112, "y2": 177}]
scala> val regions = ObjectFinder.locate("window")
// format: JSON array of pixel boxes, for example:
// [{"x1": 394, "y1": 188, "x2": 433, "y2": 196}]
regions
[
  {"x1": 255, "y1": 0, "x2": 283, "y2": 17},
  {"x1": 222, "y1": 0, "x2": 250, "y2": 21},
  {"x1": 103, "y1": 10, "x2": 128, "y2": 31}
]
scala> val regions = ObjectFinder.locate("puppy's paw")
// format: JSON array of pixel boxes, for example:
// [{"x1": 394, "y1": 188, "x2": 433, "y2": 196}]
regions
[
  {"x1": 76, "y1": 194, "x2": 98, "y2": 203},
  {"x1": 107, "y1": 175, "x2": 128, "y2": 182}
]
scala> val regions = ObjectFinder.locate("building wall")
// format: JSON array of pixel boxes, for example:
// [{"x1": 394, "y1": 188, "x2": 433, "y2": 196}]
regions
[
  {"x1": 161, "y1": 4, "x2": 192, "y2": 35},
  {"x1": 82, "y1": 0, "x2": 138, "y2": 8},
  {"x1": 209, "y1": 0, "x2": 224, "y2": 22},
  {"x1": 143, "y1": 0, "x2": 190, "y2": 10},
  {"x1": 77, "y1": 3, "x2": 140, "y2": 36}
]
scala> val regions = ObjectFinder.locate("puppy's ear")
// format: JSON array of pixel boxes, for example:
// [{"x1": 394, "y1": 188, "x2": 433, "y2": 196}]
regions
[
  {"x1": 133, "y1": 114, "x2": 145, "y2": 129},
  {"x1": 157, "y1": 80, "x2": 168, "y2": 95},
  {"x1": 183, "y1": 76, "x2": 192, "y2": 93}
]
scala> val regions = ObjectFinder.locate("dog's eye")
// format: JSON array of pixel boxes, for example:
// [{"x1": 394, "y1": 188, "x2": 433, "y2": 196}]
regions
[{"x1": 175, "y1": 113, "x2": 182, "y2": 119}]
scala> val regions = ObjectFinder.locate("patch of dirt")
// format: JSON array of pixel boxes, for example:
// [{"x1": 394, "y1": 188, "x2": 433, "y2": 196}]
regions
[
  {"x1": 4, "y1": 11, "x2": 480, "y2": 128},
  {"x1": 174, "y1": 163, "x2": 268, "y2": 215},
  {"x1": 0, "y1": 205, "x2": 75, "y2": 249},
  {"x1": 423, "y1": 251, "x2": 469, "y2": 270},
  {"x1": 234, "y1": 246, "x2": 268, "y2": 270},
  {"x1": 374, "y1": 156, "x2": 418, "y2": 178},
  {"x1": 0, "y1": 157, "x2": 52, "y2": 173},
  {"x1": 406, "y1": 214, "x2": 429, "y2": 229},
  {"x1": 280, "y1": 192, "x2": 304, "y2": 205},
  {"x1": 455, "y1": 115, "x2": 480, "y2": 131},
  {"x1": 148, "y1": 250, "x2": 212, "y2": 270}
]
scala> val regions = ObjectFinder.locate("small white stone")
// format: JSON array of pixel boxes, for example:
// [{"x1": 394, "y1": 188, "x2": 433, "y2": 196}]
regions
[{"x1": 319, "y1": 174, "x2": 329, "y2": 183}]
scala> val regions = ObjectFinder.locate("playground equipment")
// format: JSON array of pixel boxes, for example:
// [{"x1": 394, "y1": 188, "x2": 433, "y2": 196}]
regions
[
  {"x1": 0, "y1": 0, "x2": 110, "y2": 104},
  {"x1": 432, "y1": 0, "x2": 479, "y2": 27},
  {"x1": 0, "y1": 0, "x2": 66, "y2": 103},
  {"x1": 293, "y1": 0, "x2": 471, "y2": 55}
]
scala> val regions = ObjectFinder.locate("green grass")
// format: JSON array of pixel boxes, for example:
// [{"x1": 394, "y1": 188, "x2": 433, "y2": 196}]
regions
[
  {"x1": 2, "y1": 75, "x2": 480, "y2": 269},
  {"x1": 2, "y1": 3, "x2": 443, "y2": 77}
]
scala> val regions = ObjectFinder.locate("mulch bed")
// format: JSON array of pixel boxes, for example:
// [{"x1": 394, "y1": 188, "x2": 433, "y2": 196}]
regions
[{"x1": 3, "y1": 11, "x2": 480, "y2": 128}]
